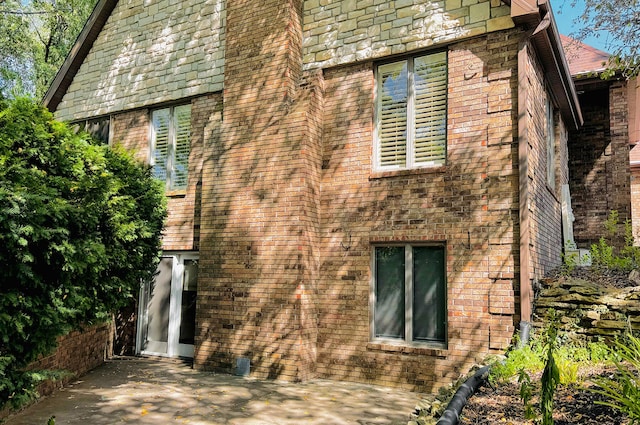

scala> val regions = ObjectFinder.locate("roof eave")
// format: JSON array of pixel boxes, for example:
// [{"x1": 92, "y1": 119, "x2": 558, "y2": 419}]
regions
[
  {"x1": 510, "y1": 0, "x2": 583, "y2": 129},
  {"x1": 42, "y1": 0, "x2": 118, "y2": 113}
]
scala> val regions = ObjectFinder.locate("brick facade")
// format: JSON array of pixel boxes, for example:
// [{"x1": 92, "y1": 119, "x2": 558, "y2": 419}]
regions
[
  {"x1": 524, "y1": 42, "x2": 568, "y2": 280},
  {"x1": 49, "y1": 0, "x2": 577, "y2": 391},
  {"x1": 0, "y1": 324, "x2": 112, "y2": 419},
  {"x1": 314, "y1": 30, "x2": 524, "y2": 389},
  {"x1": 568, "y1": 82, "x2": 632, "y2": 248}
]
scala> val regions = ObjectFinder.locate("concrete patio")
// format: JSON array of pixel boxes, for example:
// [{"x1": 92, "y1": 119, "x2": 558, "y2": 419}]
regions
[{"x1": 3, "y1": 357, "x2": 424, "y2": 425}]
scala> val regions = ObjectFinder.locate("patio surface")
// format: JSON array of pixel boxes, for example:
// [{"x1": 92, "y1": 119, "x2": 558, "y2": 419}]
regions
[{"x1": 3, "y1": 357, "x2": 424, "y2": 425}]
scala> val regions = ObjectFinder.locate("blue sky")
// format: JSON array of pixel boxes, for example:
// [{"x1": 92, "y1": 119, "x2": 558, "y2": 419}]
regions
[{"x1": 552, "y1": 0, "x2": 611, "y2": 53}]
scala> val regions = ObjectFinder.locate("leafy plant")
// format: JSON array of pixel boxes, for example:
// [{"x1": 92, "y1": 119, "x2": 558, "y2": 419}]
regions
[
  {"x1": 518, "y1": 368, "x2": 537, "y2": 420},
  {"x1": 590, "y1": 211, "x2": 640, "y2": 272},
  {"x1": 0, "y1": 98, "x2": 166, "y2": 410},
  {"x1": 591, "y1": 332, "x2": 640, "y2": 423},
  {"x1": 540, "y1": 314, "x2": 561, "y2": 425}
]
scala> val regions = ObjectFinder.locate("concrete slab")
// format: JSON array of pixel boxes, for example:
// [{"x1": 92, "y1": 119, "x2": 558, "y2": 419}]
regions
[{"x1": 4, "y1": 358, "x2": 423, "y2": 425}]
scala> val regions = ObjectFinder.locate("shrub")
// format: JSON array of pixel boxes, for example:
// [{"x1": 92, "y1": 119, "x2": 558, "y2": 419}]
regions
[{"x1": 0, "y1": 98, "x2": 166, "y2": 409}]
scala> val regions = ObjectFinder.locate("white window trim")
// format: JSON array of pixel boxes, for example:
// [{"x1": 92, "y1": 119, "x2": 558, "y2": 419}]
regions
[
  {"x1": 149, "y1": 104, "x2": 191, "y2": 191},
  {"x1": 370, "y1": 244, "x2": 447, "y2": 349},
  {"x1": 546, "y1": 95, "x2": 557, "y2": 189},
  {"x1": 373, "y1": 51, "x2": 448, "y2": 172}
]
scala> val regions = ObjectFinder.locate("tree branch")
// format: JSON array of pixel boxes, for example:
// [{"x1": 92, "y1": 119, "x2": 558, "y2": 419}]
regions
[{"x1": 0, "y1": 9, "x2": 51, "y2": 15}]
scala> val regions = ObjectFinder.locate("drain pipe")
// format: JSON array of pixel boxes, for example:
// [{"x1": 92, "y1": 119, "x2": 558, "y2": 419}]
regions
[{"x1": 436, "y1": 365, "x2": 491, "y2": 425}]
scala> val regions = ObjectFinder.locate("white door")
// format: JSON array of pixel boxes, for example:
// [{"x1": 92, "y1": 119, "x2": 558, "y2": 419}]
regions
[{"x1": 137, "y1": 253, "x2": 198, "y2": 358}]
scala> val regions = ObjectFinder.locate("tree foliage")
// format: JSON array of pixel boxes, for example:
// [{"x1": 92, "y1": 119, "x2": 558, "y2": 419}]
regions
[
  {"x1": 0, "y1": 98, "x2": 166, "y2": 409},
  {"x1": 569, "y1": 0, "x2": 640, "y2": 79},
  {"x1": 0, "y1": 0, "x2": 96, "y2": 98}
]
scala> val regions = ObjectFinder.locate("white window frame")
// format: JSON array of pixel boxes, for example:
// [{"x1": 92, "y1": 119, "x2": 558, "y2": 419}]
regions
[
  {"x1": 374, "y1": 51, "x2": 448, "y2": 171},
  {"x1": 370, "y1": 244, "x2": 447, "y2": 348},
  {"x1": 546, "y1": 95, "x2": 557, "y2": 189},
  {"x1": 150, "y1": 104, "x2": 191, "y2": 191}
]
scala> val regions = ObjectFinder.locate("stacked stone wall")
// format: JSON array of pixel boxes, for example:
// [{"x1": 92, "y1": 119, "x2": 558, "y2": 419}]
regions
[
  {"x1": 302, "y1": 0, "x2": 514, "y2": 69},
  {"x1": 535, "y1": 277, "x2": 640, "y2": 339},
  {"x1": 54, "y1": 0, "x2": 226, "y2": 121}
]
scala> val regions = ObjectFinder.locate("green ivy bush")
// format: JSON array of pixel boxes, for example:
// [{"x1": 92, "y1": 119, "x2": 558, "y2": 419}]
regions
[{"x1": 0, "y1": 98, "x2": 166, "y2": 409}]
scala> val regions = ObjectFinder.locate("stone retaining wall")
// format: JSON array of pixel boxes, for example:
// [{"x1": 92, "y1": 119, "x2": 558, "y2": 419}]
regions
[{"x1": 533, "y1": 277, "x2": 640, "y2": 339}]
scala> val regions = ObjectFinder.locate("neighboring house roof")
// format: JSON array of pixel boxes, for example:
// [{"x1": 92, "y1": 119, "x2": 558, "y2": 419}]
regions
[
  {"x1": 559, "y1": 34, "x2": 610, "y2": 77},
  {"x1": 560, "y1": 35, "x2": 640, "y2": 155}
]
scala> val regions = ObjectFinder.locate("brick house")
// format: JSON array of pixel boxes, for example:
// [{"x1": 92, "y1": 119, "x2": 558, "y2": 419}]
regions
[
  {"x1": 561, "y1": 35, "x2": 640, "y2": 248},
  {"x1": 44, "y1": 0, "x2": 580, "y2": 390}
]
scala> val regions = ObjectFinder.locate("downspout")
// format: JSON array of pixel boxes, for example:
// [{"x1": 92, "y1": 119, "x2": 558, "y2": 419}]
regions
[{"x1": 517, "y1": 41, "x2": 532, "y2": 345}]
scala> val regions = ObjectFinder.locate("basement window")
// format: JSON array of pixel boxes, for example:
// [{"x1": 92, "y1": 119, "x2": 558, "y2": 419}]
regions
[{"x1": 372, "y1": 245, "x2": 447, "y2": 347}]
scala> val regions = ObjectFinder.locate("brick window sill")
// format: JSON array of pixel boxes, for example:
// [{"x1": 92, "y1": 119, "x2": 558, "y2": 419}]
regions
[
  {"x1": 165, "y1": 189, "x2": 187, "y2": 198},
  {"x1": 369, "y1": 165, "x2": 447, "y2": 180},
  {"x1": 367, "y1": 341, "x2": 448, "y2": 358}
]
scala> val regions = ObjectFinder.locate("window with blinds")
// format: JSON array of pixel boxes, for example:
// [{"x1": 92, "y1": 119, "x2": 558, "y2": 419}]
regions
[
  {"x1": 375, "y1": 51, "x2": 447, "y2": 170},
  {"x1": 151, "y1": 104, "x2": 191, "y2": 191}
]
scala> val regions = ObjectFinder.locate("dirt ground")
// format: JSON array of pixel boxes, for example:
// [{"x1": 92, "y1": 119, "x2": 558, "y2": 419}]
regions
[{"x1": 460, "y1": 367, "x2": 630, "y2": 425}]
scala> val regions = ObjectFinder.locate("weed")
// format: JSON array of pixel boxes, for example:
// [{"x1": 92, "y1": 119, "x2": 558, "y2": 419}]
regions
[{"x1": 591, "y1": 331, "x2": 640, "y2": 423}]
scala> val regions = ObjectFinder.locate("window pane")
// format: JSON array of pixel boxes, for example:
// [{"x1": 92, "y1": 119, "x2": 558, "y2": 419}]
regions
[
  {"x1": 145, "y1": 257, "x2": 173, "y2": 351},
  {"x1": 413, "y1": 246, "x2": 446, "y2": 342},
  {"x1": 375, "y1": 246, "x2": 405, "y2": 338},
  {"x1": 151, "y1": 109, "x2": 170, "y2": 184},
  {"x1": 179, "y1": 259, "x2": 198, "y2": 345},
  {"x1": 378, "y1": 61, "x2": 408, "y2": 168},
  {"x1": 84, "y1": 117, "x2": 110, "y2": 144},
  {"x1": 172, "y1": 104, "x2": 191, "y2": 190},
  {"x1": 414, "y1": 52, "x2": 447, "y2": 166}
]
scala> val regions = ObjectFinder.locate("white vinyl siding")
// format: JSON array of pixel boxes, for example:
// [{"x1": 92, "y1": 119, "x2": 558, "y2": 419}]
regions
[
  {"x1": 375, "y1": 51, "x2": 447, "y2": 170},
  {"x1": 151, "y1": 104, "x2": 191, "y2": 191}
]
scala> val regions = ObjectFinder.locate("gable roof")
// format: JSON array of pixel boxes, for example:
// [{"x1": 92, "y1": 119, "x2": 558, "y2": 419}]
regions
[
  {"x1": 42, "y1": 0, "x2": 118, "y2": 112},
  {"x1": 559, "y1": 34, "x2": 610, "y2": 77},
  {"x1": 46, "y1": 0, "x2": 582, "y2": 130}
]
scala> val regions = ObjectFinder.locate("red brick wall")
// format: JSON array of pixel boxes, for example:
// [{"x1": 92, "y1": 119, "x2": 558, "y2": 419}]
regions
[
  {"x1": 28, "y1": 323, "x2": 112, "y2": 398},
  {"x1": 195, "y1": 0, "x2": 321, "y2": 381},
  {"x1": 315, "y1": 30, "x2": 522, "y2": 391},
  {"x1": 568, "y1": 82, "x2": 632, "y2": 248},
  {"x1": 111, "y1": 94, "x2": 218, "y2": 252},
  {"x1": 523, "y1": 43, "x2": 567, "y2": 280}
]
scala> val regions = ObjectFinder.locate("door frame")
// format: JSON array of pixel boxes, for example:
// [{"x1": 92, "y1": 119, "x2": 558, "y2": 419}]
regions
[{"x1": 136, "y1": 251, "x2": 199, "y2": 358}]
